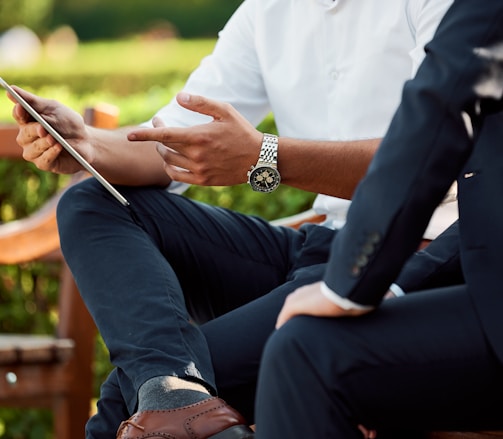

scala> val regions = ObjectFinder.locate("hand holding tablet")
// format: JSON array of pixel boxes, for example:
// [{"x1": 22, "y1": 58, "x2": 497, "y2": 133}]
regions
[{"x1": 0, "y1": 77, "x2": 129, "y2": 206}]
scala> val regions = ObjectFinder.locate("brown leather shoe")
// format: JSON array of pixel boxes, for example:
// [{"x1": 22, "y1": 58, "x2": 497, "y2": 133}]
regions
[{"x1": 116, "y1": 397, "x2": 255, "y2": 439}]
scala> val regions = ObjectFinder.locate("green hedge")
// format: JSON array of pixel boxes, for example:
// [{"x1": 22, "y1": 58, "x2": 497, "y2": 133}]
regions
[
  {"x1": 50, "y1": 0, "x2": 244, "y2": 40},
  {"x1": 0, "y1": 0, "x2": 244, "y2": 40}
]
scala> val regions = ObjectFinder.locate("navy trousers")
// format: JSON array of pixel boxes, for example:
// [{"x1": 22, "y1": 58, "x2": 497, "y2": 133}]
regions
[
  {"x1": 254, "y1": 0, "x2": 503, "y2": 436},
  {"x1": 56, "y1": 179, "x2": 335, "y2": 437},
  {"x1": 255, "y1": 286, "x2": 503, "y2": 438}
]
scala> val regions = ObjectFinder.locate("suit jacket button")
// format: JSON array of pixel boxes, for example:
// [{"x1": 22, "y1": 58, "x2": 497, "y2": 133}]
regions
[
  {"x1": 368, "y1": 232, "x2": 381, "y2": 244},
  {"x1": 362, "y1": 243, "x2": 374, "y2": 255},
  {"x1": 356, "y1": 254, "x2": 369, "y2": 267},
  {"x1": 351, "y1": 265, "x2": 361, "y2": 277}
]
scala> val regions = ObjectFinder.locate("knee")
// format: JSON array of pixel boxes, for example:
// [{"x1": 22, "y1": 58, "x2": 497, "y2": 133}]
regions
[
  {"x1": 58, "y1": 178, "x2": 98, "y2": 218},
  {"x1": 261, "y1": 316, "x2": 358, "y2": 380},
  {"x1": 260, "y1": 318, "x2": 311, "y2": 373},
  {"x1": 56, "y1": 179, "x2": 112, "y2": 244}
]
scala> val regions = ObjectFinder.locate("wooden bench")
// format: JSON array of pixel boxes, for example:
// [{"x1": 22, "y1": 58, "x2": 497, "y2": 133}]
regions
[{"x1": 0, "y1": 103, "x2": 119, "y2": 439}]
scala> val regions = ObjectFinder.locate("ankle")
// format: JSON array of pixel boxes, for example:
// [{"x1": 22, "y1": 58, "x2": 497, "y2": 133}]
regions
[{"x1": 138, "y1": 376, "x2": 211, "y2": 411}]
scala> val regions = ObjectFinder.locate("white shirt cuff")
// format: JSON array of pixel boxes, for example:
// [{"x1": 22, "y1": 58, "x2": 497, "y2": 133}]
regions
[
  {"x1": 321, "y1": 282, "x2": 374, "y2": 311},
  {"x1": 389, "y1": 283, "x2": 405, "y2": 297}
]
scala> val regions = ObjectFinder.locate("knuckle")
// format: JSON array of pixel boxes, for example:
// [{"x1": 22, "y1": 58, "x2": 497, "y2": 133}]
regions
[
  {"x1": 190, "y1": 148, "x2": 206, "y2": 163},
  {"x1": 221, "y1": 102, "x2": 233, "y2": 114},
  {"x1": 15, "y1": 131, "x2": 25, "y2": 146},
  {"x1": 192, "y1": 131, "x2": 211, "y2": 145},
  {"x1": 193, "y1": 161, "x2": 208, "y2": 177}
]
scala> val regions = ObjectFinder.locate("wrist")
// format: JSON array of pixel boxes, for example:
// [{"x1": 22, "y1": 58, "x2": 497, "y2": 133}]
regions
[{"x1": 247, "y1": 133, "x2": 281, "y2": 193}]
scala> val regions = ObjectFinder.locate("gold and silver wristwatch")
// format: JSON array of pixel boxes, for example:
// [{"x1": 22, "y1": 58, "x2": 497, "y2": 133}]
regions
[{"x1": 247, "y1": 133, "x2": 281, "y2": 193}]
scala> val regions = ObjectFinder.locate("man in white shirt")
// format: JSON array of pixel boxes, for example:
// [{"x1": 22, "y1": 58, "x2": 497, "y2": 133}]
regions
[{"x1": 9, "y1": 0, "x2": 453, "y2": 437}]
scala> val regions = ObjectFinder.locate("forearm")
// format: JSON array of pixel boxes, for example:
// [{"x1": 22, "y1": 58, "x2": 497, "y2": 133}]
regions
[
  {"x1": 87, "y1": 126, "x2": 172, "y2": 187},
  {"x1": 277, "y1": 137, "x2": 380, "y2": 199}
]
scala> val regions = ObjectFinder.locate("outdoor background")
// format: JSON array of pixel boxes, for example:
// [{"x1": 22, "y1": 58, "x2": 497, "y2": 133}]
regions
[{"x1": 0, "y1": 1, "x2": 316, "y2": 437}]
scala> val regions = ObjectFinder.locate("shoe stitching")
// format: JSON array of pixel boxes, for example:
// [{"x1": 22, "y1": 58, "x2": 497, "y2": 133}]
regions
[
  {"x1": 132, "y1": 399, "x2": 217, "y2": 416},
  {"x1": 185, "y1": 403, "x2": 230, "y2": 438},
  {"x1": 117, "y1": 418, "x2": 145, "y2": 438},
  {"x1": 119, "y1": 418, "x2": 177, "y2": 439},
  {"x1": 118, "y1": 400, "x2": 229, "y2": 439}
]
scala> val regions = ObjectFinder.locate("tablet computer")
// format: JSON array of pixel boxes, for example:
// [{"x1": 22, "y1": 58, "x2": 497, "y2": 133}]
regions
[{"x1": 0, "y1": 77, "x2": 129, "y2": 206}]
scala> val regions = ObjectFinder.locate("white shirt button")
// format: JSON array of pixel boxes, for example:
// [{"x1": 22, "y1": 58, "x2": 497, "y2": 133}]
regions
[{"x1": 330, "y1": 70, "x2": 340, "y2": 80}]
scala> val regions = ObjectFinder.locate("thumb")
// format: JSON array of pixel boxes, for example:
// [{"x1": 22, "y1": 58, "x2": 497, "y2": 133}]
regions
[{"x1": 176, "y1": 92, "x2": 229, "y2": 121}]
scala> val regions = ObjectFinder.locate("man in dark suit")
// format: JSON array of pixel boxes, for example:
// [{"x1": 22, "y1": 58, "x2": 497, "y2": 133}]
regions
[{"x1": 254, "y1": 0, "x2": 503, "y2": 437}]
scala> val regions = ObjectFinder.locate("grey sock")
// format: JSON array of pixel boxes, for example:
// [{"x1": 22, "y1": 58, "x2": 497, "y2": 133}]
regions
[{"x1": 138, "y1": 376, "x2": 211, "y2": 411}]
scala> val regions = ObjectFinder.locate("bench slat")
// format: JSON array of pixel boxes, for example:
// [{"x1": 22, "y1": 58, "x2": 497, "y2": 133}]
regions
[{"x1": 0, "y1": 335, "x2": 74, "y2": 365}]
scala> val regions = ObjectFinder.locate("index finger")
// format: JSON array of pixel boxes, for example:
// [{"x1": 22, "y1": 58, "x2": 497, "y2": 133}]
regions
[
  {"x1": 12, "y1": 100, "x2": 36, "y2": 125},
  {"x1": 5, "y1": 84, "x2": 50, "y2": 126},
  {"x1": 1, "y1": 83, "x2": 31, "y2": 124},
  {"x1": 127, "y1": 125, "x2": 191, "y2": 143}
]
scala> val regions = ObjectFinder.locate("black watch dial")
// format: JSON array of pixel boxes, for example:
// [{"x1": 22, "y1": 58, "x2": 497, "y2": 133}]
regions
[{"x1": 249, "y1": 165, "x2": 281, "y2": 193}]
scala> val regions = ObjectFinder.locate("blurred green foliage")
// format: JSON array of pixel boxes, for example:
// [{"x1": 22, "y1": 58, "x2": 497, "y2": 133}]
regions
[
  {"x1": 0, "y1": 0, "x2": 53, "y2": 35},
  {"x1": 0, "y1": 0, "x2": 244, "y2": 40},
  {"x1": 0, "y1": 410, "x2": 52, "y2": 439},
  {"x1": 50, "y1": 0, "x2": 244, "y2": 40},
  {"x1": 0, "y1": 36, "x2": 315, "y2": 438},
  {"x1": 0, "y1": 39, "x2": 217, "y2": 99}
]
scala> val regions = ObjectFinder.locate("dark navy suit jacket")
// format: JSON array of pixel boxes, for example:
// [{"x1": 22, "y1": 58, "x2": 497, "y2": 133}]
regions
[{"x1": 323, "y1": 0, "x2": 503, "y2": 361}]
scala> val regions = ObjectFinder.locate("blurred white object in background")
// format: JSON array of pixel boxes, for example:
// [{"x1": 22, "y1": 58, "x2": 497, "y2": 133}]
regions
[
  {"x1": 0, "y1": 25, "x2": 42, "y2": 68},
  {"x1": 45, "y1": 25, "x2": 79, "y2": 62}
]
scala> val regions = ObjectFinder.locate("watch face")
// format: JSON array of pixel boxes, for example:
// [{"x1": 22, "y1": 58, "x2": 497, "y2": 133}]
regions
[{"x1": 248, "y1": 165, "x2": 281, "y2": 193}]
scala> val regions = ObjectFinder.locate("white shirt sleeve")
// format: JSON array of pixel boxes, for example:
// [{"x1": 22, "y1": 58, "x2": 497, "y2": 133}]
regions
[
  {"x1": 320, "y1": 282, "x2": 374, "y2": 311},
  {"x1": 407, "y1": 0, "x2": 454, "y2": 75},
  {"x1": 152, "y1": 0, "x2": 270, "y2": 130},
  {"x1": 389, "y1": 283, "x2": 406, "y2": 297}
]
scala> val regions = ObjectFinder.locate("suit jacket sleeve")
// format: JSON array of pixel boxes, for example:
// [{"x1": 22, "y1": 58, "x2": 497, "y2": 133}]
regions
[{"x1": 323, "y1": 0, "x2": 503, "y2": 307}]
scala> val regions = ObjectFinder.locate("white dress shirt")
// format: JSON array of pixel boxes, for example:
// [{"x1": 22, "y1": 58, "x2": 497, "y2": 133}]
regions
[{"x1": 153, "y1": 0, "x2": 455, "y2": 239}]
